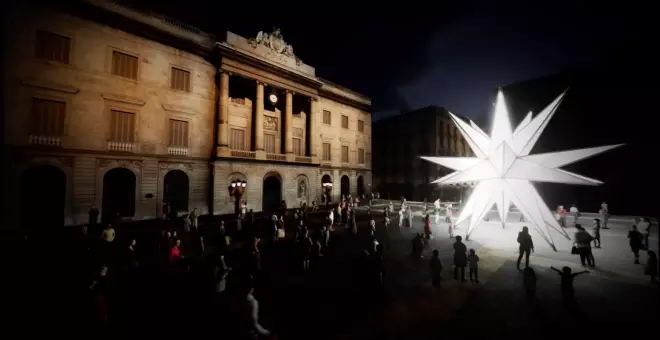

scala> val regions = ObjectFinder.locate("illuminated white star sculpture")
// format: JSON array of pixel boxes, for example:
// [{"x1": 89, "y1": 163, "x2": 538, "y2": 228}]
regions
[{"x1": 421, "y1": 90, "x2": 623, "y2": 251}]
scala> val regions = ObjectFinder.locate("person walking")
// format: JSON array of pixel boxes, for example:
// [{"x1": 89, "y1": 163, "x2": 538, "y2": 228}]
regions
[
  {"x1": 468, "y1": 248, "x2": 480, "y2": 283},
  {"x1": 516, "y1": 226, "x2": 534, "y2": 270},
  {"x1": 453, "y1": 236, "x2": 468, "y2": 282},
  {"x1": 430, "y1": 249, "x2": 443, "y2": 287},
  {"x1": 592, "y1": 218, "x2": 602, "y2": 248},
  {"x1": 574, "y1": 224, "x2": 595, "y2": 267},
  {"x1": 628, "y1": 225, "x2": 644, "y2": 264}
]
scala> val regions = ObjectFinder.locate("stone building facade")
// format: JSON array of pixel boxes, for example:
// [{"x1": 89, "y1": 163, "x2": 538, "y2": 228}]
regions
[
  {"x1": 372, "y1": 106, "x2": 473, "y2": 202},
  {"x1": 2, "y1": 0, "x2": 372, "y2": 232}
]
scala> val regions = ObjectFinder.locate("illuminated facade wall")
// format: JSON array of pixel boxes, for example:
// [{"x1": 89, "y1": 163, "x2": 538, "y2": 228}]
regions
[{"x1": 2, "y1": 0, "x2": 372, "y2": 231}]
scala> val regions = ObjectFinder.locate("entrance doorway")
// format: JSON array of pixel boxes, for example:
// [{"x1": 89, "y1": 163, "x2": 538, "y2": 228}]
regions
[
  {"x1": 262, "y1": 174, "x2": 282, "y2": 213},
  {"x1": 321, "y1": 174, "x2": 332, "y2": 203},
  {"x1": 357, "y1": 176, "x2": 365, "y2": 197},
  {"x1": 340, "y1": 175, "x2": 350, "y2": 199},
  {"x1": 164, "y1": 170, "x2": 189, "y2": 214},
  {"x1": 20, "y1": 165, "x2": 66, "y2": 235},
  {"x1": 102, "y1": 168, "x2": 136, "y2": 223}
]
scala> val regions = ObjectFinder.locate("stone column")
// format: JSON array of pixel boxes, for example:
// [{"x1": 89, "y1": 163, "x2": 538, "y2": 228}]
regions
[
  {"x1": 284, "y1": 90, "x2": 294, "y2": 158},
  {"x1": 255, "y1": 81, "x2": 265, "y2": 158},
  {"x1": 309, "y1": 97, "x2": 318, "y2": 160},
  {"x1": 217, "y1": 71, "x2": 230, "y2": 156}
]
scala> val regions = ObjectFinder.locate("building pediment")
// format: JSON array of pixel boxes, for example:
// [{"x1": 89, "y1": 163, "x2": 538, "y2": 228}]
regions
[
  {"x1": 101, "y1": 93, "x2": 146, "y2": 106},
  {"x1": 21, "y1": 79, "x2": 80, "y2": 94},
  {"x1": 162, "y1": 103, "x2": 200, "y2": 115}
]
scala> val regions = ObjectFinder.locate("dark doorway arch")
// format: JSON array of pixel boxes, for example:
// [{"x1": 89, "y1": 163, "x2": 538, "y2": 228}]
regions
[
  {"x1": 321, "y1": 174, "x2": 332, "y2": 203},
  {"x1": 357, "y1": 176, "x2": 365, "y2": 197},
  {"x1": 262, "y1": 174, "x2": 282, "y2": 213},
  {"x1": 20, "y1": 165, "x2": 67, "y2": 235},
  {"x1": 164, "y1": 170, "x2": 189, "y2": 214},
  {"x1": 340, "y1": 175, "x2": 350, "y2": 198},
  {"x1": 102, "y1": 168, "x2": 136, "y2": 223}
]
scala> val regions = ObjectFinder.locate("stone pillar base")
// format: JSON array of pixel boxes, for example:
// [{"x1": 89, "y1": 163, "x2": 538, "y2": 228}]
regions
[
  {"x1": 285, "y1": 153, "x2": 295, "y2": 162},
  {"x1": 255, "y1": 150, "x2": 267, "y2": 160},
  {"x1": 216, "y1": 146, "x2": 231, "y2": 157}
]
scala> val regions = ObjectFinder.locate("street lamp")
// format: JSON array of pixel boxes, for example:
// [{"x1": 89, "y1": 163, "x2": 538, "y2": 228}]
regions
[{"x1": 228, "y1": 180, "x2": 247, "y2": 214}]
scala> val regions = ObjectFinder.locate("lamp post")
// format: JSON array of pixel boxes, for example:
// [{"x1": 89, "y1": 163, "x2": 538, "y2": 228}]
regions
[{"x1": 228, "y1": 180, "x2": 247, "y2": 215}]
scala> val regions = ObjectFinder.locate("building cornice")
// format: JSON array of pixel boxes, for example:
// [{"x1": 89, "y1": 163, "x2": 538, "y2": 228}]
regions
[{"x1": 74, "y1": 0, "x2": 215, "y2": 58}]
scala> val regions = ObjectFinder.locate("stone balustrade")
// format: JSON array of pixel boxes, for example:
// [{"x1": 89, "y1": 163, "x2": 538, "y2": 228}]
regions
[
  {"x1": 230, "y1": 150, "x2": 256, "y2": 159},
  {"x1": 108, "y1": 141, "x2": 135, "y2": 152},
  {"x1": 266, "y1": 153, "x2": 286, "y2": 161},
  {"x1": 29, "y1": 135, "x2": 62, "y2": 147},
  {"x1": 295, "y1": 156, "x2": 312, "y2": 163},
  {"x1": 168, "y1": 146, "x2": 189, "y2": 156}
]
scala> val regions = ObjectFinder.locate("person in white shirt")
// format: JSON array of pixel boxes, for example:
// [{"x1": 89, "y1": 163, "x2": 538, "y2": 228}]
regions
[
  {"x1": 569, "y1": 204, "x2": 579, "y2": 225},
  {"x1": 328, "y1": 209, "x2": 334, "y2": 226}
]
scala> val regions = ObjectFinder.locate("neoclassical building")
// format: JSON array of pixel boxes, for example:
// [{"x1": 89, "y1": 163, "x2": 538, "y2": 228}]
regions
[{"x1": 2, "y1": 0, "x2": 372, "y2": 232}]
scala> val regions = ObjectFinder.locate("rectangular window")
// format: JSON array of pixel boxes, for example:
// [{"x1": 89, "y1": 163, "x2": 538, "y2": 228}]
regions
[
  {"x1": 168, "y1": 119, "x2": 189, "y2": 147},
  {"x1": 112, "y1": 51, "x2": 138, "y2": 80},
  {"x1": 341, "y1": 145, "x2": 349, "y2": 163},
  {"x1": 341, "y1": 115, "x2": 349, "y2": 129},
  {"x1": 35, "y1": 30, "x2": 71, "y2": 64},
  {"x1": 293, "y1": 138, "x2": 303, "y2": 156},
  {"x1": 322, "y1": 110, "x2": 331, "y2": 125},
  {"x1": 264, "y1": 133, "x2": 276, "y2": 154},
  {"x1": 358, "y1": 119, "x2": 364, "y2": 132},
  {"x1": 31, "y1": 98, "x2": 66, "y2": 136},
  {"x1": 358, "y1": 148, "x2": 365, "y2": 164},
  {"x1": 229, "y1": 128, "x2": 246, "y2": 150},
  {"x1": 171, "y1": 67, "x2": 191, "y2": 92},
  {"x1": 322, "y1": 143, "x2": 331, "y2": 161},
  {"x1": 110, "y1": 110, "x2": 135, "y2": 142}
]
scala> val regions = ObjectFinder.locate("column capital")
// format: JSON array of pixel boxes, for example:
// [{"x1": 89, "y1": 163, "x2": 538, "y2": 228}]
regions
[
  {"x1": 219, "y1": 69, "x2": 231, "y2": 76},
  {"x1": 309, "y1": 97, "x2": 319, "y2": 102},
  {"x1": 256, "y1": 80, "x2": 265, "y2": 86},
  {"x1": 285, "y1": 89, "x2": 295, "y2": 95}
]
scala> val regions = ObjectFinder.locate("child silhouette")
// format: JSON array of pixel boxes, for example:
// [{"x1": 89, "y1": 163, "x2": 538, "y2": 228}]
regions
[{"x1": 551, "y1": 266, "x2": 588, "y2": 305}]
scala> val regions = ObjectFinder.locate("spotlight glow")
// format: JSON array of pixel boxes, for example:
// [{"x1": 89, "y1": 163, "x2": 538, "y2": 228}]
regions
[{"x1": 421, "y1": 90, "x2": 622, "y2": 251}]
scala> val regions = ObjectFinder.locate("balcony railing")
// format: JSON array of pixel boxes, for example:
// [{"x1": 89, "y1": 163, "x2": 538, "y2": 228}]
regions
[
  {"x1": 29, "y1": 135, "x2": 62, "y2": 147},
  {"x1": 295, "y1": 156, "x2": 312, "y2": 163},
  {"x1": 168, "y1": 146, "x2": 189, "y2": 156},
  {"x1": 267, "y1": 153, "x2": 286, "y2": 161},
  {"x1": 231, "y1": 150, "x2": 256, "y2": 159},
  {"x1": 108, "y1": 141, "x2": 135, "y2": 152}
]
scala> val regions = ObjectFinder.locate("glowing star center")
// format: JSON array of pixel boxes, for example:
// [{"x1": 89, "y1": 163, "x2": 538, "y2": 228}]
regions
[
  {"x1": 489, "y1": 142, "x2": 517, "y2": 176},
  {"x1": 420, "y1": 89, "x2": 623, "y2": 251}
]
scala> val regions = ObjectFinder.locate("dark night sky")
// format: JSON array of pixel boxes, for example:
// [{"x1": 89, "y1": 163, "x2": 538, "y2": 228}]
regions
[{"x1": 135, "y1": 0, "x2": 651, "y2": 121}]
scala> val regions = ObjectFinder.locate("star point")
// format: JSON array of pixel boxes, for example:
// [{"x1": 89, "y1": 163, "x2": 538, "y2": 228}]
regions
[{"x1": 422, "y1": 90, "x2": 622, "y2": 251}]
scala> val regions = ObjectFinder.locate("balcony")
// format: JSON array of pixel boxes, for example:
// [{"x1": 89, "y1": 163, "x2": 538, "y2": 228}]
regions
[
  {"x1": 295, "y1": 156, "x2": 312, "y2": 163},
  {"x1": 230, "y1": 150, "x2": 256, "y2": 159},
  {"x1": 29, "y1": 135, "x2": 62, "y2": 147},
  {"x1": 108, "y1": 141, "x2": 135, "y2": 152},
  {"x1": 168, "y1": 146, "x2": 189, "y2": 156},
  {"x1": 266, "y1": 153, "x2": 286, "y2": 161}
]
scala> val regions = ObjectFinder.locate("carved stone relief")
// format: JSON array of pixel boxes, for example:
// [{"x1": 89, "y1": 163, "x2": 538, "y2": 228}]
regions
[
  {"x1": 293, "y1": 128, "x2": 303, "y2": 138},
  {"x1": 298, "y1": 178, "x2": 308, "y2": 198},
  {"x1": 99, "y1": 159, "x2": 142, "y2": 170},
  {"x1": 159, "y1": 162, "x2": 194, "y2": 172},
  {"x1": 264, "y1": 116, "x2": 278, "y2": 131}
]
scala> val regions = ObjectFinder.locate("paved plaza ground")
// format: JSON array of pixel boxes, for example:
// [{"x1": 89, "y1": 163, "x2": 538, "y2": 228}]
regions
[
  {"x1": 11, "y1": 202, "x2": 657, "y2": 339},
  {"x1": 337, "y1": 201, "x2": 658, "y2": 339}
]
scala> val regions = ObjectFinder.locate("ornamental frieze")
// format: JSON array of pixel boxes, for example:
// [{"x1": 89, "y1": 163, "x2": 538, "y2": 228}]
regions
[
  {"x1": 264, "y1": 116, "x2": 278, "y2": 131},
  {"x1": 99, "y1": 159, "x2": 142, "y2": 170}
]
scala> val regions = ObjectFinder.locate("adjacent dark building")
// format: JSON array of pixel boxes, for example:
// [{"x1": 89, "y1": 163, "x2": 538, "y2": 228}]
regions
[{"x1": 372, "y1": 107, "x2": 474, "y2": 202}]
